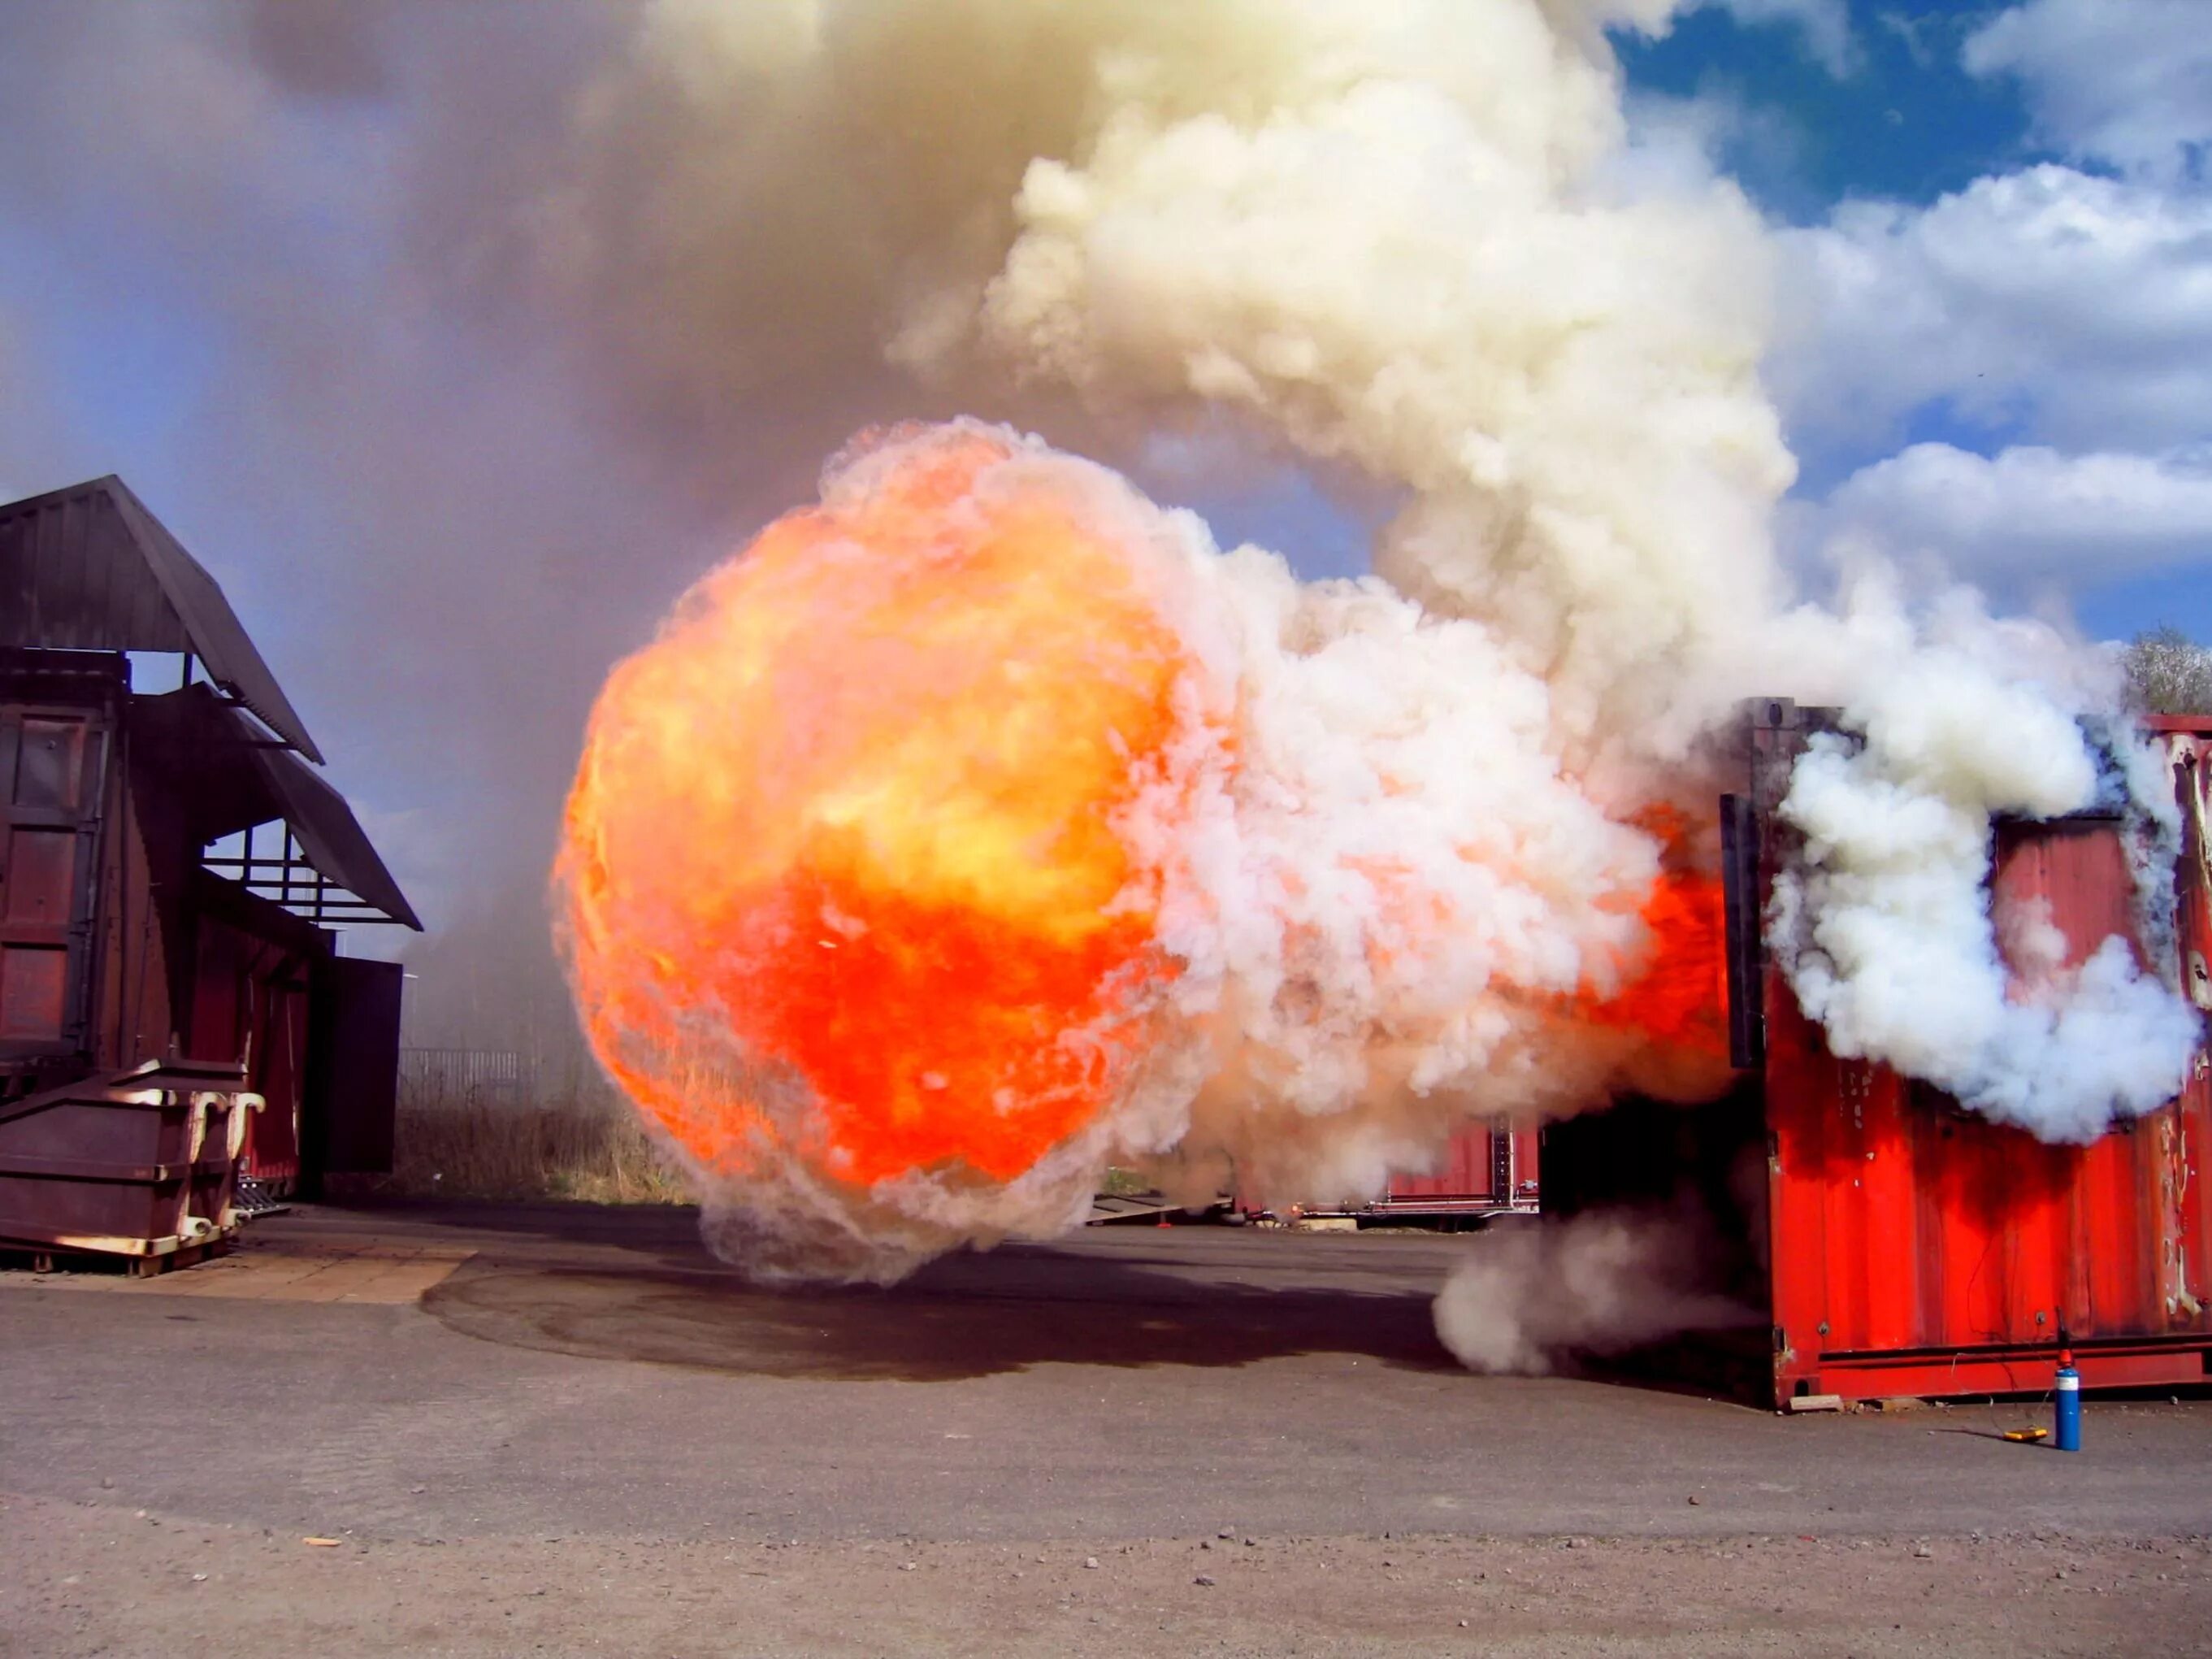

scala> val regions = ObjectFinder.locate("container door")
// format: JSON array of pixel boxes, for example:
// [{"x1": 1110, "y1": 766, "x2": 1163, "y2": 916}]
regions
[
  {"x1": 1509, "y1": 1127, "x2": 1541, "y2": 1205},
  {"x1": 0, "y1": 703, "x2": 108, "y2": 1062},
  {"x1": 2162, "y1": 736, "x2": 2212, "y2": 1331},
  {"x1": 307, "y1": 957, "x2": 403, "y2": 1179},
  {"x1": 242, "y1": 966, "x2": 310, "y2": 1187}
]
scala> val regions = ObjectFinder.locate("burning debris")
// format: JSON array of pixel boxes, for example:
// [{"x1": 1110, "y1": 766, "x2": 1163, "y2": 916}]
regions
[{"x1": 550, "y1": 0, "x2": 2196, "y2": 1301}]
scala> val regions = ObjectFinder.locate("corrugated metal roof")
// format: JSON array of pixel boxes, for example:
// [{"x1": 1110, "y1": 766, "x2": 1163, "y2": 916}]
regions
[{"x1": 0, "y1": 476, "x2": 323, "y2": 762}]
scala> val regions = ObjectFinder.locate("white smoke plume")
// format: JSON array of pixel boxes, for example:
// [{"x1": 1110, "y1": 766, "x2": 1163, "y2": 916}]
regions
[
  {"x1": 1767, "y1": 672, "x2": 2196, "y2": 1144},
  {"x1": 561, "y1": 0, "x2": 1790, "y2": 762},
  {"x1": 537, "y1": 0, "x2": 2202, "y2": 1279},
  {"x1": 1433, "y1": 1210, "x2": 1753, "y2": 1376}
]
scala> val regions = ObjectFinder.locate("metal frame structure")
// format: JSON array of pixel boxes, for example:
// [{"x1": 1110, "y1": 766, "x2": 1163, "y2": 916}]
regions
[
  {"x1": 1360, "y1": 1126, "x2": 1541, "y2": 1219},
  {"x1": 202, "y1": 820, "x2": 410, "y2": 927}
]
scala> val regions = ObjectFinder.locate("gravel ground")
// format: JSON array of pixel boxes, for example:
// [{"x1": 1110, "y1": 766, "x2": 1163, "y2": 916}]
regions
[
  {"x1": 3, "y1": 1202, "x2": 2207, "y2": 1657},
  {"x1": 7, "y1": 1496, "x2": 2207, "y2": 1658}
]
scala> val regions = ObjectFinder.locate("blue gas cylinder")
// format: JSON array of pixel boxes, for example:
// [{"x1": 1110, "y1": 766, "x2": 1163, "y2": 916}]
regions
[{"x1": 2054, "y1": 1351, "x2": 2081, "y2": 1453}]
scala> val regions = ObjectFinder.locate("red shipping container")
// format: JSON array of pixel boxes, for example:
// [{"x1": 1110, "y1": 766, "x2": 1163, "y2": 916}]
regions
[
  {"x1": 1231, "y1": 1124, "x2": 1539, "y2": 1222},
  {"x1": 1544, "y1": 702, "x2": 2212, "y2": 1406},
  {"x1": 1375, "y1": 1125, "x2": 1539, "y2": 1214},
  {"x1": 1756, "y1": 706, "x2": 2212, "y2": 1405}
]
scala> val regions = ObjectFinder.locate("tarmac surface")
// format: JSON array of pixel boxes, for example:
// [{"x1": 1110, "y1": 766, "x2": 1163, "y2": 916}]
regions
[{"x1": 3, "y1": 1201, "x2": 2209, "y2": 1657}]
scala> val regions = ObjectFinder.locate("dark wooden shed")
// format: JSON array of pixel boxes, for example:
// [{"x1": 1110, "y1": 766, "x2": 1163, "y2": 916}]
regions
[{"x1": 0, "y1": 476, "x2": 419, "y2": 1257}]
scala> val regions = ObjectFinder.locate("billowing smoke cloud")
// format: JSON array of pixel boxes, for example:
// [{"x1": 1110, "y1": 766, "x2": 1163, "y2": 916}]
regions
[
  {"x1": 1765, "y1": 606, "x2": 2196, "y2": 1142},
  {"x1": 557, "y1": 0, "x2": 1790, "y2": 762},
  {"x1": 0, "y1": 2, "x2": 691, "y2": 998},
  {"x1": 542, "y1": 0, "x2": 2200, "y2": 1283},
  {"x1": 1433, "y1": 1210, "x2": 1754, "y2": 1376}
]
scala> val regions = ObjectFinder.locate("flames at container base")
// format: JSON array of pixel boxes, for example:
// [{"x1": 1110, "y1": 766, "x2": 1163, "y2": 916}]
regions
[{"x1": 556, "y1": 422, "x2": 1728, "y2": 1283}]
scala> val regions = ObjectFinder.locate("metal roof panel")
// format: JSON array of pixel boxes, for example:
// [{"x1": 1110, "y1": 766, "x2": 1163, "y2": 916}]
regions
[
  {"x1": 246, "y1": 736, "x2": 424, "y2": 932},
  {"x1": 0, "y1": 476, "x2": 323, "y2": 761}
]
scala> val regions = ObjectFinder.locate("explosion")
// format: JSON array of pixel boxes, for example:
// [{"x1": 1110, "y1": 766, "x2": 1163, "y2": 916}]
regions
[
  {"x1": 553, "y1": 0, "x2": 2194, "y2": 1286},
  {"x1": 560, "y1": 427, "x2": 1221, "y2": 1205},
  {"x1": 558, "y1": 423, "x2": 1723, "y2": 1279}
]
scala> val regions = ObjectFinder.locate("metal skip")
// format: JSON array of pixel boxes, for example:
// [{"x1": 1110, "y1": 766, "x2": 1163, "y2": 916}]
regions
[{"x1": 0, "y1": 1058, "x2": 259, "y2": 1266}]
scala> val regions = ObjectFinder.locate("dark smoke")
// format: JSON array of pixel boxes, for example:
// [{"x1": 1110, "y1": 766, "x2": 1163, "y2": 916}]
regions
[{"x1": 0, "y1": 1, "x2": 1386, "y2": 1064}]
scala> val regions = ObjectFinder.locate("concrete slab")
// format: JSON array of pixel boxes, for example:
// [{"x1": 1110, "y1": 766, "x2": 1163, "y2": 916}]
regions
[{"x1": 0, "y1": 1227, "x2": 471, "y2": 1304}]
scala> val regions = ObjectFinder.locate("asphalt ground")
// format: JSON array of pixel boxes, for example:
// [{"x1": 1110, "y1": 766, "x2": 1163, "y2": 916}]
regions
[{"x1": 2, "y1": 1202, "x2": 2208, "y2": 1657}]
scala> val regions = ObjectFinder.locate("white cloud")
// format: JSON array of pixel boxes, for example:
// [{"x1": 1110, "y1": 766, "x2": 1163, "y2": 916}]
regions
[
  {"x1": 1769, "y1": 37, "x2": 2211, "y2": 606},
  {"x1": 1802, "y1": 442, "x2": 2212, "y2": 590},
  {"x1": 1877, "y1": 11, "x2": 1937, "y2": 69},
  {"x1": 1619, "y1": 83, "x2": 1808, "y2": 195},
  {"x1": 1964, "y1": 0, "x2": 2212, "y2": 180},
  {"x1": 1773, "y1": 164, "x2": 2212, "y2": 454},
  {"x1": 1685, "y1": 0, "x2": 1854, "y2": 76}
]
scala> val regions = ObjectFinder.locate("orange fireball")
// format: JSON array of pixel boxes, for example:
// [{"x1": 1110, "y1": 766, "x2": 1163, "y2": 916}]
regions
[{"x1": 557, "y1": 427, "x2": 1212, "y2": 1189}]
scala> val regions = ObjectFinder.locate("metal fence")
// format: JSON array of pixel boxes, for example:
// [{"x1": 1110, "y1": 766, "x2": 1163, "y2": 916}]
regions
[{"x1": 398, "y1": 1047, "x2": 536, "y2": 1102}]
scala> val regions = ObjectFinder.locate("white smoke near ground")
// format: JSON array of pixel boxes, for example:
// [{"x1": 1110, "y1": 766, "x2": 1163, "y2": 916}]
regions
[
  {"x1": 1433, "y1": 1210, "x2": 1754, "y2": 1376},
  {"x1": 536, "y1": 0, "x2": 2204, "y2": 1291}
]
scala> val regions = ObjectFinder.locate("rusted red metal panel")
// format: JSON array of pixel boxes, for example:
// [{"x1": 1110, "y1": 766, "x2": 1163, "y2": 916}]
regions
[
  {"x1": 1764, "y1": 717, "x2": 2212, "y2": 1407},
  {"x1": 0, "y1": 688, "x2": 111, "y2": 1058},
  {"x1": 1510, "y1": 1127, "x2": 1539, "y2": 1201},
  {"x1": 307, "y1": 957, "x2": 404, "y2": 1178},
  {"x1": 246, "y1": 974, "x2": 310, "y2": 1183},
  {"x1": 1230, "y1": 1122, "x2": 1539, "y2": 1217},
  {"x1": 184, "y1": 914, "x2": 312, "y2": 1188},
  {"x1": 1387, "y1": 1127, "x2": 1493, "y2": 1201},
  {"x1": 1374, "y1": 1125, "x2": 1538, "y2": 1211},
  {"x1": 87, "y1": 774, "x2": 169, "y2": 1071},
  {"x1": 2150, "y1": 723, "x2": 2212, "y2": 1343}
]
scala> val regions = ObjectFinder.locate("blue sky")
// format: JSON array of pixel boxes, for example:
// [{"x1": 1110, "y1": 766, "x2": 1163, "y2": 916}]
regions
[
  {"x1": 1620, "y1": 0, "x2": 2210, "y2": 644},
  {"x1": 1191, "y1": 2, "x2": 2210, "y2": 641},
  {"x1": 1620, "y1": 5, "x2": 2036, "y2": 215},
  {"x1": 0, "y1": 0, "x2": 2206, "y2": 933}
]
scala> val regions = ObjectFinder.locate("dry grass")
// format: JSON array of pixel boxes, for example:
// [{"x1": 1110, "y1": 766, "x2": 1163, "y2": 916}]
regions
[
  {"x1": 379, "y1": 1085, "x2": 693, "y2": 1205},
  {"x1": 375, "y1": 1087, "x2": 1144, "y2": 1208}
]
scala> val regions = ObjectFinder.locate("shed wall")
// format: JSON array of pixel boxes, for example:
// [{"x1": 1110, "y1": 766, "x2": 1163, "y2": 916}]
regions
[{"x1": 0, "y1": 662, "x2": 402, "y2": 1198}]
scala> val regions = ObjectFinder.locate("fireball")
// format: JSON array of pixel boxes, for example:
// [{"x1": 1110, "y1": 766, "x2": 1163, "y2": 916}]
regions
[
  {"x1": 556, "y1": 425, "x2": 1221, "y2": 1201},
  {"x1": 1577, "y1": 810, "x2": 1732, "y2": 1071}
]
